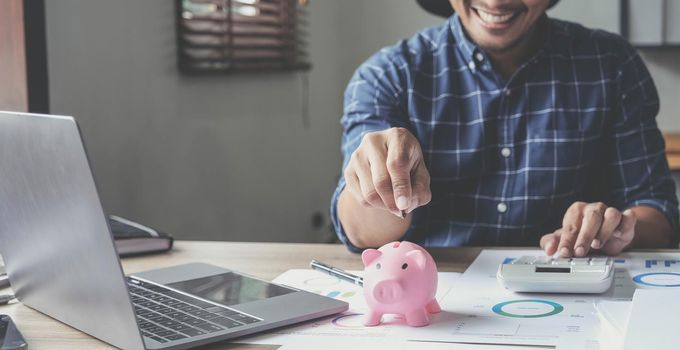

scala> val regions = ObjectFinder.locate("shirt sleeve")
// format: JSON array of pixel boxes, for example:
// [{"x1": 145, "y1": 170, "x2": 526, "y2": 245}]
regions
[
  {"x1": 330, "y1": 45, "x2": 414, "y2": 253},
  {"x1": 604, "y1": 42, "x2": 680, "y2": 244}
]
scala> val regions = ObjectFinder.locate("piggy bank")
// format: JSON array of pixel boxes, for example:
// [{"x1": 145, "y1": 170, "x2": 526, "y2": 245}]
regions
[{"x1": 361, "y1": 241, "x2": 440, "y2": 327}]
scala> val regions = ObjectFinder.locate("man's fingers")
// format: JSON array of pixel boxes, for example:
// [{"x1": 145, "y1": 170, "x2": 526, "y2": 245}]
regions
[
  {"x1": 386, "y1": 132, "x2": 414, "y2": 211},
  {"x1": 344, "y1": 171, "x2": 365, "y2": 205},
  {"x1": 354, "y1": 160, "x2": 389, "y2": 211},
  {"x1": 601, "y1": 209, "x2": 637, "y2": 255},
  {"x1": 348, "y1": 127, "x2": 428, "y2": 217},
  {"x1": 616, "y1": 209, "x2": 637, "y2": 242},
  {"x1": 407, "y1": 161, "x2": 431, "y2": 213},
  {"x1": 558, "y1": 228, "x2": 578, "y2": 257},
  {"x1": 558, "y1": 202, "x2": 586, "y2": 257},
  {"x1": 554, "y1": 202, "x2": 636, "y2": 257},
  {"x1": 540, "y1": 231, "x2": 561, "y2": 256},
  {"x1": 593, "y1": 207, "x2": 622, "y2": 249},
  {"x1": 367, "y1": 153, "x2": 399, "y2": 213},
  {"x1": 573, "y1": 203, "x2": 606, "y2": 256}
]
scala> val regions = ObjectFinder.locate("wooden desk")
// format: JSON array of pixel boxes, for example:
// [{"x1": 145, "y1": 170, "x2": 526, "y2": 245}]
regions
[
  {"x1": 1, "y1": 241, "x2": 674, "y2": 349},
  {"x1": 665, "y1": 133, "x2": 680, "y2": 170}
]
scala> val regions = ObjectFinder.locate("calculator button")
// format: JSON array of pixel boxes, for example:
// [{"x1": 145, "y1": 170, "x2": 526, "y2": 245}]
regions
[
  {"x1": 590, "y1": 258, "x2": 609, "y2": 265},
  {"x1": 554, "y1": 258, "x2": 572, "y2": 265},
  {"x1": 533, "y1": 256, "x2": 552, "y2": 264},
  {"x1": 513, "y1": 256, "x2": 535, "y2": 265},
  {"x1": 571, "y1": 258, "x2": 589, "y2": 265}
]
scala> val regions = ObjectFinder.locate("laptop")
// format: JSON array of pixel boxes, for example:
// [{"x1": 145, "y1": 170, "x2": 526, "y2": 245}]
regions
[{"x1": 0, "y1": 111, "x2": 348, "y2": 349}]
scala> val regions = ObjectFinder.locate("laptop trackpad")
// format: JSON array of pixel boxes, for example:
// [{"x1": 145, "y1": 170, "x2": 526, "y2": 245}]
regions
[
  {"x1": 165, "y1": 271, "x2": 295, "y2": 306},
  {"x1": 130, "y1": 262, "x2": 297, "y2": 308}
]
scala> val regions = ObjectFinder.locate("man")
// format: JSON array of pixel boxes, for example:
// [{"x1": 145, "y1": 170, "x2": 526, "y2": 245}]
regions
[{"x1": 331, "y1": 0, "x2": 679, "y2": 257}]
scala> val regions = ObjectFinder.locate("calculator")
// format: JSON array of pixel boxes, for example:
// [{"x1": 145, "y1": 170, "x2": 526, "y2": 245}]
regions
[{"x1": 497, "y1": 256, "x2": 615, "y2": 294}]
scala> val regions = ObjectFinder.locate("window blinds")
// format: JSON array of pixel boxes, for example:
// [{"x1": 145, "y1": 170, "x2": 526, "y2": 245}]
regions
[{"x1": 177, "y1": 0, "x2": 310, "y2": 73}]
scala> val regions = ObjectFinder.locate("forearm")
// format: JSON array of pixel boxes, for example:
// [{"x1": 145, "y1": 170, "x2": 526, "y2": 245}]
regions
[
  {"x1": 337, "y1": 189, "x2": 412, "y2": 249},
  {"x1": 629, "y1": 206, "x2": 674, "y2": 249}
]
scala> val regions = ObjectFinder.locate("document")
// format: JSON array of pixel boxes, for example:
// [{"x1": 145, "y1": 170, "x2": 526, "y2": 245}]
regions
[
  {"x1": 622, "y1": 289, "x2": 680, "y2": 350},
  {"x1": 241, "y1": 269, "x2": 461, "y2": 348},
  {"x1": 406, "y1": 250, "x2": 680, "y2": 348},
  {"x1": 404, "y1": 250, "x2": 596, "y2": 346},
  {"x1": 554, "y1": 300, "x2": 630, "y2": 350},
  {"x1": 241, "y1": 250, "x2": 680, "y2": 349}
]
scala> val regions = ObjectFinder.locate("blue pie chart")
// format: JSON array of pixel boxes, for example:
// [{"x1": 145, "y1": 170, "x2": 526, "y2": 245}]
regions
[{"x1": 632, "y1": 272, "x2": 680, "y2": 287}]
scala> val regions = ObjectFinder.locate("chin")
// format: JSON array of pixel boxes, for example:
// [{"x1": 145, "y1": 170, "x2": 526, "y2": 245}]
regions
[{"x1": 472, "y1": 35, "x2": 524, "y2": 53}]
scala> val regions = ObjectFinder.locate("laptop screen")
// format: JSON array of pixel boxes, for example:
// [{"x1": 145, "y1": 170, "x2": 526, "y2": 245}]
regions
[{"x1": 167, "y1": 272, "x2": 296, "y2": 306}]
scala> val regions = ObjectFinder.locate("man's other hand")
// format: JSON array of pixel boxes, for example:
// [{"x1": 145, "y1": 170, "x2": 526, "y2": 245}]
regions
[
  {"x1": 344, "y1": 127, "x2": 431, "y2": 217},
  {"x1": 540, "y1": 202, "x2": 636, "y2": 257}
]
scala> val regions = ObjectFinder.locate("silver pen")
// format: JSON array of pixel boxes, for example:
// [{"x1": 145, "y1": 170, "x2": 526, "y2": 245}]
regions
[{"x1": 310, "y1": 260, "x2": 364, "y2": 287}]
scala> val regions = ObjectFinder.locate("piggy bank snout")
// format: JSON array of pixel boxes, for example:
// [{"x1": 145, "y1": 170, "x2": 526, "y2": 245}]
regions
[{"x1": 372, "y1": 279, "x2": 403, "y2": 304}]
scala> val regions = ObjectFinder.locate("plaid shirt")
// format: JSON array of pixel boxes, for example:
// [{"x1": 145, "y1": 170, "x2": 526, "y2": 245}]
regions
[{"x1": 331, "y1": 14, "x2": 679, "y2": 252}]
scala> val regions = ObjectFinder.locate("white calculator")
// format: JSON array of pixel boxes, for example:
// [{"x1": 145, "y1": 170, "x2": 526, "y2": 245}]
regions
[{"x1": 497, "y1": 256, "x2": 615, "y2": 294}]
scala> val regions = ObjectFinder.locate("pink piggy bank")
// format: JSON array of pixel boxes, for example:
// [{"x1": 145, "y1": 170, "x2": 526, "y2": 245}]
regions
[{"x1": 361, "y1": 241, "x2": 441, "y2": 327}]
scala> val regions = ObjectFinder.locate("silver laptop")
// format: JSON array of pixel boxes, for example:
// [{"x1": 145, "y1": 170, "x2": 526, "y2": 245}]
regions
[{"x1": 0, "y1": 111, "x2": 348, "y2": 349}]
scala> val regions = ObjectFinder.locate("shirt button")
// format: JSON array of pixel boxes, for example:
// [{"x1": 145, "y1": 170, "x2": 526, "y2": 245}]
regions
[
  {"x1": 468, "y1": 61, "x2": 476, "y2": 71},
  {"x1": 504, "y1": 88, "x2": 512, "y2": 96},
  {"x1": 501, "y1": 147, "x2": 511, "y2": 157},
  {"x1": 497, "y1": 202, "x2": 508, "y2": 213},
  {"x1": 475, "y1": 52, "x2": 484, "y2": 62}
]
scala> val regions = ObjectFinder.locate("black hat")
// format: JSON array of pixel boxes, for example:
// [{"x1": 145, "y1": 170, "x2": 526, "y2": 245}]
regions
[{"x1": 417, "y1": 0, "x2": 560, "y2": 18}]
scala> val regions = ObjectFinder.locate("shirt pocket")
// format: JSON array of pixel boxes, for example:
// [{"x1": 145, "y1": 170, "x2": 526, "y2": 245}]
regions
[
  {"x1": 520, "y1": 129, "x2": 601, "y2": 199},
  {"x1": 512, "y1": 129, "x2": 602, "y2": 233}
]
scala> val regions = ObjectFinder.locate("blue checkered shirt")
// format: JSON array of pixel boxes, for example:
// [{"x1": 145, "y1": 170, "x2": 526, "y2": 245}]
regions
[{"x1": 331, "y1": 15, "x2": 679, "y2": 252}]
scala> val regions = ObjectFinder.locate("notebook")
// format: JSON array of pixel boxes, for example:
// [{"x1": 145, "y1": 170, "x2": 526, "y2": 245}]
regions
[{"x1": 109, "y1": 215, "x2": 174, "y2": 257}]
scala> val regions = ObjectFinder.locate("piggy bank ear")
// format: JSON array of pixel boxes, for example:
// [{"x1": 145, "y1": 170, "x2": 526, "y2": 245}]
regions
[
  {"x1": 361, "y1": 249, "x2": 382, "y2": 266},
  {"x1": 406, "y1": 250, "x2": 426, "y2": 269}
]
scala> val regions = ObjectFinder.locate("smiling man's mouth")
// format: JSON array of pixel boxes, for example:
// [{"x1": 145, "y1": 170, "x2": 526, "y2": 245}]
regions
[{"x1": 472, "y1": 6, "x2": 523, "y2": 29}]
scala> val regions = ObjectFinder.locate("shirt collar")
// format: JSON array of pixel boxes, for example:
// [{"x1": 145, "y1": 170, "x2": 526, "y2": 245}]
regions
[
  {"x1": 449, "y1": 14, "x2": 487, "y2": 71},
  {"x1": 450, "y1": 14, "x2": 477, "y2": 61}
]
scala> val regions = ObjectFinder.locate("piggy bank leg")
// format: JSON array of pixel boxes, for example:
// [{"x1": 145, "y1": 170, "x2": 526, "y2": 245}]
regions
[
  {"x1": 364, "y1": 311, "x2": 383, "y2": 326},
  {"x1": 404, "y1": 309, "x2": 429, "y2": 327},
  {"x1": 426, "y1": 299, "x2": 441, "y2": 313}
]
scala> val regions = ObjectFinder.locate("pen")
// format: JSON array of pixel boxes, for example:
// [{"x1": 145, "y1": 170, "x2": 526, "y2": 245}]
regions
[{"x1": 310, "y1": 260, "x2": 364, "y2": 287}]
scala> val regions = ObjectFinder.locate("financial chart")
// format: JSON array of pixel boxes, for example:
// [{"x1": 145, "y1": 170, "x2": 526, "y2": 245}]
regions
[{"x1": 406, "y1": 250, "x2": 680, "y2": 347}]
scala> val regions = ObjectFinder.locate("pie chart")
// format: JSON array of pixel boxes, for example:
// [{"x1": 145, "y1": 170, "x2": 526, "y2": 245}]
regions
[
  {"x1": 632, "y1": 272, "x2": 680, "y2": 287},
  {"x1": 492, "y1": 299, "x2": 564, "y2": 318}
]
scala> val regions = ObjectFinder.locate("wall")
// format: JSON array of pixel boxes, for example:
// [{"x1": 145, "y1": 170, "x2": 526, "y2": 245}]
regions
[
  {"x1": 336, "y1": 0, "x2": 442, "y2": 83},
  {"x1": 45, "y1": 1, "x2": 680, "y2": 244},
  {"x1": 46, "y1": 0, "x2": 345, "y2": 243}
]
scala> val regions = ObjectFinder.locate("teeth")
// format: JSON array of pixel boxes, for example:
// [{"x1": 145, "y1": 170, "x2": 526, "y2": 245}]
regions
[{"x1": 477, "y1": 9, "x2": 515, "y2": 24}]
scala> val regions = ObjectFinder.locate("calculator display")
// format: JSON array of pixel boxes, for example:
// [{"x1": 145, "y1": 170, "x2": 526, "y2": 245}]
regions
[{"x1": 535, "y1": 267, "x2": 571, "y2": 273}]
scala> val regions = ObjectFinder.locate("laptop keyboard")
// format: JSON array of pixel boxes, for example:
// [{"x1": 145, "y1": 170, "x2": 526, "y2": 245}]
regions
[{"x1": 127, "y1": 277, "x2": 262, "y2": 344}]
